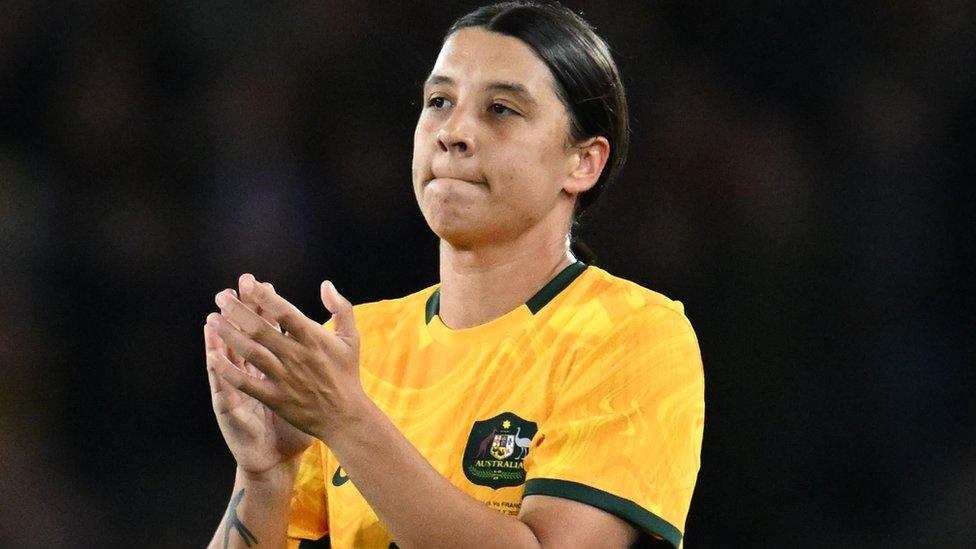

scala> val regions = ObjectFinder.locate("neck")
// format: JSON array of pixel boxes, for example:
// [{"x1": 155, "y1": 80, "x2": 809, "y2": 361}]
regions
[{"x1": 437, "y1": 225, "x2": 576, "y2": 329}]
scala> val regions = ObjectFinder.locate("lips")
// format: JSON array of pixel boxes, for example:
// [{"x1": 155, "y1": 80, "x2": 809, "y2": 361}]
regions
[{"x1": 428, "y1": 175, "x2": 487, "y2": 186}]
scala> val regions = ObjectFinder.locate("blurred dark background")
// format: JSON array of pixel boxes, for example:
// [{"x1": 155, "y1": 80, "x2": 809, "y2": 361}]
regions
[{"x1": 1, "y1": 0, "x2": 973, "y2": 546}]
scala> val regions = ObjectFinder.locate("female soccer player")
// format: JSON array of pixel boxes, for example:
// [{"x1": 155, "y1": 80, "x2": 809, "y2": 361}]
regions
[{"x1": 204, "y1": 2, "x2": 704, "y2": 548}]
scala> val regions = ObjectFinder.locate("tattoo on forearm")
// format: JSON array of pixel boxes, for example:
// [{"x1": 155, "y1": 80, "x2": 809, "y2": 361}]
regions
[{"x1": 223, "y1": 488, "x2": 259, "y2": 548}]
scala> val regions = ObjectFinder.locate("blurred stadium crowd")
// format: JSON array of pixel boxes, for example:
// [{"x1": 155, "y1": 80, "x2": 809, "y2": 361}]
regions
[{"x1": 1, "y1": 1, "x2": 973, "y2": 546}]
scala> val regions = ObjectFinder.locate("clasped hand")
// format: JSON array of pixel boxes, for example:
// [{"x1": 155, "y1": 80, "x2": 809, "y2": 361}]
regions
[{"x1": 206, "y1": 273, "x2": 365, "y2": 442}]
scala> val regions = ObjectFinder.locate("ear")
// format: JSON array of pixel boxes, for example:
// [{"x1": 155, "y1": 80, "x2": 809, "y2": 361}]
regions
[{"x1": 563, "y1": 136, "x2": 610, "y2": 195}]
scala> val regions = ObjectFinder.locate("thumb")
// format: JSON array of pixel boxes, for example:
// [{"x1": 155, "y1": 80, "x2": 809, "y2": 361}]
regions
[{"x1": 321, "y1": 280, "x2": 357, "y2": 342}]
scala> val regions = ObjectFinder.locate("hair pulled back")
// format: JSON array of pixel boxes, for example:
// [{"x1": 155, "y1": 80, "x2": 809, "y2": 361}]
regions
[{"x1": 447, "y1": 1, "x2": 630, "y2": 221}]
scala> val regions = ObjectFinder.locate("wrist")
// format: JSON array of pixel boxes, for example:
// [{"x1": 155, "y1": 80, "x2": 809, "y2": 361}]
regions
[
  {"x1": 237, "y1": 457, "x2": 301, "y2": 493},
  {"x1": 317, "y1": 389, "x2": 381, "y2": 448}
]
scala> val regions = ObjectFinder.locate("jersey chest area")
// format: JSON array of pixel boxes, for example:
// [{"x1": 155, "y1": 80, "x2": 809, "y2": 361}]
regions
[{"x1": 323, "y1": 326, "x2": 577, "y2": 545}]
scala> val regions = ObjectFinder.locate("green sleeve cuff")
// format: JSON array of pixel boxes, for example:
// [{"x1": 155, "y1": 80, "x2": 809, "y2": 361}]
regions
[
  {"x1": 298, "y1": 535, "x2": 330, "y2": 548},
  {"x1": 523, "y1": 478, "x2": 682, "y2": 548}
]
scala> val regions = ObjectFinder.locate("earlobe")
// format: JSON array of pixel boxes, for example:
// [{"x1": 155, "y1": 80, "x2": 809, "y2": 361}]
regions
[{"x1": 565, "y1": 136, "x2": 610, "y2": 194}]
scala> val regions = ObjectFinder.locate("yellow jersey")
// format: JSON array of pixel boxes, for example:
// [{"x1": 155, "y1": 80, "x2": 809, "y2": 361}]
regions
[{"x1": 287, "y1": 262, "x2": 705, "y2": 548}]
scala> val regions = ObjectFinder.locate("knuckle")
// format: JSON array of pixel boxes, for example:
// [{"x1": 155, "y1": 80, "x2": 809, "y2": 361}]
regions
[
  {"x1": 267, "y1": 309, "x2": 284, "y2": 327},
  {"x1": 265, "y1": 319, "x2": 282, "y2": 337},
  {"x1": 290, "y1": 324, "x2": 308, "y2": 340},
  {"x1": 244, "y1": 345, "x2": 275, "y2": 369},
  {"x1": 274, "y1": 344, "x2": 295, "y2": 366},
  {"x1": 235, "y1": 374, "x2": 250, "y2": 391},
  {"x1": 280, "y1": 310, "x2": 297, "y2": 326},
  {"x1": 251, "y1": 282, "x2": 272, "y2": 304},
  {"x1": 241, "y1": 346, "x2": 257, "y2": 365},
  {"x1": 294, "y1": 345, "x2": 314, "y2": 364},
  {"x1": 245, "y1": 319, "x2": 269, "y2": 339}
]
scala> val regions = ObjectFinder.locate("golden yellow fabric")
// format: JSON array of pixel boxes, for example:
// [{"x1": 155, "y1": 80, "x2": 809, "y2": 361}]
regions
[{"x1": 286, "y1": 265, "x2": 704, "y2": 548}]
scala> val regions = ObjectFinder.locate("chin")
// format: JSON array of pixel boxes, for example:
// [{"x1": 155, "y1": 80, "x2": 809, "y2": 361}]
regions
[
  {"x1": 426, "y1": 216, "x2": 476, "y2": 247},
  {"x1": 421, "y1": 210, "x2": 489, "y2": 250}
]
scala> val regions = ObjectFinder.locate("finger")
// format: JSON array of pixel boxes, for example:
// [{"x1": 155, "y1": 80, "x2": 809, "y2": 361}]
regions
[
  {"x1": 320, "y1": 280, "x2": 358, "y2": 344},
  {"x1": 206, "y1": 347, "x2": 245, "y2": 408},
  {"x1": 204, "y1": 322, "x2": 223, "y2": 352},
  {"x1": 252, "y1": 303, "x2": 279, "y2": 330},
  {"x1": 239, "y1": 274, "x2": 319, "y2": 342},
  {"x1": 223, "y1": 289, "x2": 247, "y2": 367},
  {"x1": 239, "y1": 280, "x2": 282, "y2": 333},
  {"x1": 204, "y1": 322, "x2": 249, "y2": 391},
  {"x1": 206, "y1": 323, "x2": 249, "y2": 375},
  {"x1": 205, "y1": 340, "x2": 259, "y2": 415},
  {"x1": 204, "y1": 324, "x2": 229, "y2": 394},
  {"x1": 226, "y1": 339, "x2": 245, "y2": 369},
  {"x1": 243, "y1": 360, "x2": 265, "y2": 380},
  {"x1": 205, "y1": 313, "x2": 244, "y2": 368},
  {"x1": 207, "y1": 344, "x2": 278, "y2": 405},
  {"x1": 207, "y1": 312, "x2": 285, "y2": 380},
  {"x1": 215, "y1": 288, "x2": 297, "y2": 360}
]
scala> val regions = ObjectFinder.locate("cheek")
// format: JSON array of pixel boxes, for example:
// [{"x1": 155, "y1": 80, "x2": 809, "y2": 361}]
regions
[
  {"x1": 488, "y1": 157, "x2": 553, "y2": 221},
  {"x1": 496, "y1": 135, "x2": 566, "y2": 196},
  {"x1": 412, "y1": 122, "x2": 431, "y2": 183}
]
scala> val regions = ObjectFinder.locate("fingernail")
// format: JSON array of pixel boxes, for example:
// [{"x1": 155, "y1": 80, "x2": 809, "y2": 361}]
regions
[
  {"x1": 206, "y1": 312, "x2": 221, "y2": 326},
  {"x1": 241, "y1": 275, "x2": 254, "y2": 293},
  {"x1": 215, "y1": 292, "x2": 228, "y2": 308}
]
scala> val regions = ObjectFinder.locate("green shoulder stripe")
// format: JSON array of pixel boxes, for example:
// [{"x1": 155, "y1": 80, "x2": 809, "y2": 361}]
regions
[{"x1": 523, "y1": 478, "x2": 682, "y2": 548}]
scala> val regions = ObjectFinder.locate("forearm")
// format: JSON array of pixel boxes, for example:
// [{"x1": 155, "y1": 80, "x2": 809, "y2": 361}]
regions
[
  {"x1": 206, "y1": 464, "x2": 298, "y2": 549},
  {"x1": 323, "y1": 399, "x2": 543, "y2": 549}
]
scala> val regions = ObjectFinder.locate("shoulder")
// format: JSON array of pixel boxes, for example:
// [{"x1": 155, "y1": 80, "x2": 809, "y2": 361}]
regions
[
  {"x1": 556, "y1": 265, "x2": 697, "y2": 343},
  {"x1": 559, "y1": 267, "x2": 704, "y2": 403},
  {"x1": 583, "y1": 265, "x2": 687, "y2": 313}
]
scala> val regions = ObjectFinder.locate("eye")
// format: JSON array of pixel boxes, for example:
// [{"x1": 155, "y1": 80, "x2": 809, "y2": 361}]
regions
[
  {"x1": 489, "y1": 103, "x2": 519, "y2": 117},
  {"x1": 427, "y1": 96, "x2": 451, "y2": 110}
]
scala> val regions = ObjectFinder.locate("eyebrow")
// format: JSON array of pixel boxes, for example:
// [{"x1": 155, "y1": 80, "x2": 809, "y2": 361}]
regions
[{"x1": 424, "y1": 74, "x2": 539, "y2": 108}]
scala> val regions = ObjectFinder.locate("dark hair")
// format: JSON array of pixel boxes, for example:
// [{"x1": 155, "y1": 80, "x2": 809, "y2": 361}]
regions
[{"x1": 446, "y1": 0, "x2": 630, "y2": 222}]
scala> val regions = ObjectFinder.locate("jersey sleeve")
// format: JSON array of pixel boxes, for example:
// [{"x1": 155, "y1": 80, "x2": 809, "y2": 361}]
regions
[
  {"x1": 286, "y1": 439, "x2": 329, "y2": 546},
  {"x1": 522, "y1": 305, "x2": 705, "y2": 548}
]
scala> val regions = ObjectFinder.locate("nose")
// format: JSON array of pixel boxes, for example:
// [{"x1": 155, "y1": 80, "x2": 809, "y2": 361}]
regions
[{"x1": 436, "y1": 110, "x2": 475, "y2": 157}]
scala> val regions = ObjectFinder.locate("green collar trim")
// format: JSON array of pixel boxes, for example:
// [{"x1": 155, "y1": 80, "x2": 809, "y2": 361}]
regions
[
  {"x1": 425, "y1": 287, "x2": 441, "y2": 324},
  {"x1": 525, "y1": 261, "x2": 587, "y2": 314},
  {"x1": 424, "y1": 261, "x2": 587, "y2": 324}
]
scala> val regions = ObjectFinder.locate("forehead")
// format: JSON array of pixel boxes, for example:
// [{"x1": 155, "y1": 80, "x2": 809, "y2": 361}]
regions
[{"x1": 430, "y1": 27, "x2": 559, "y2": 100}]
